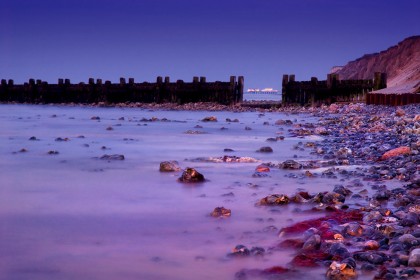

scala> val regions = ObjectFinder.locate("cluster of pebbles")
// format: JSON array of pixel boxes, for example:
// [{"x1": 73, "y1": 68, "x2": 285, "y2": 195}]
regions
[{"x1": 233, "y1": 104, "x2": 420, "y2": 279}]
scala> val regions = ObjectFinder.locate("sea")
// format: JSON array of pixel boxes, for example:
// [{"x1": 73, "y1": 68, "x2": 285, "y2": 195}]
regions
[{"x1": 0, "y1": 103, "x2": 370, "y2": 280}]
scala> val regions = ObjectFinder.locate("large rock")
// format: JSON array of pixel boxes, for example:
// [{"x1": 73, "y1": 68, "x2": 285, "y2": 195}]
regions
[{"x1": 178, "y1": 168, "x2": 205, "y2": 183}]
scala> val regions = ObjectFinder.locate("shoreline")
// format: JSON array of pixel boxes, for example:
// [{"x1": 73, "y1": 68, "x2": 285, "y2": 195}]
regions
[{"x1": 1, "y1": 102, "x2": 419, "y2": 279}]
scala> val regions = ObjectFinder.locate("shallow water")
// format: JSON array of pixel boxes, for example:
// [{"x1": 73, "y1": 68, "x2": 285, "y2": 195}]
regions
[{"x1": 0, "y1": 104, "x2": 381, "y2": 280}]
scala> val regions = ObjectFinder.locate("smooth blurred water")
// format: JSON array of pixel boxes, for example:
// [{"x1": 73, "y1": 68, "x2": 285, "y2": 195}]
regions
[
  {"x1": 0, "y1": 104, "x2": 349, "y2": 280},
  {"x1": 243, "y1": 93, "x2": 282, "y2": 102}
]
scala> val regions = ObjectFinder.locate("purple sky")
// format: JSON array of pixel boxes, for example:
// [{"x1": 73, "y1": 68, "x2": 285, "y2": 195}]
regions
[{"x1": 1, "y1": 0, "x2": 419, "y2": 89}]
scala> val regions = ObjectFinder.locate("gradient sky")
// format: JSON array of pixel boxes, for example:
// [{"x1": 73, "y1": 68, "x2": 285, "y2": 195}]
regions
[{"x1": 1, "y1": 0, "x2": 419, "y2": 89}]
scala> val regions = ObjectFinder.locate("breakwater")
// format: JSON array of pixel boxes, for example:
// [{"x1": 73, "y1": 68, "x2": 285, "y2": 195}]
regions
[
  {"x1": 367, "y1": 93, "x2": 420, "y2": 106},
  {"x1": 282, "y1": 72, "x2": 386, "y2": 106},
  {"x1": 0, "y1": 76, "x2": 244, "y2": 105}
]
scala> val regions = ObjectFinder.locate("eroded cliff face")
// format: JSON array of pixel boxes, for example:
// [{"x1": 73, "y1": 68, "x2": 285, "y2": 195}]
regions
[{"x1": 337, "y1": 36, "x2": 420, "y2": 88}]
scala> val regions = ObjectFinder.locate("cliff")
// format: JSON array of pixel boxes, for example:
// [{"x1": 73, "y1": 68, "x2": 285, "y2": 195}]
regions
[{"x1": 336, "y1": 36, "x2": 420, "y2": 92}]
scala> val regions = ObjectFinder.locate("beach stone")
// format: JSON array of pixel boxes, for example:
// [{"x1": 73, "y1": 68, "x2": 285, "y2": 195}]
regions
[
  {"x1": 229, "y1": 245, "x2": 250, "y2": 257},
  {"x1": 210, "y1": 207, "x2": 231, "y2": 218},
  {"x1": 258, "y1": 194, "x2": 289, "y2": 206},
  {"x1": 201, "y1": 116, "x2": 217, "y2": 122},
  {"x1": 257, "y1": 146, "x2": 273, "y2": 153},
  {"x1": 353, "y1": 252, "x2": 388, "y2": 265},
  {"x1": 255, "y1": 164, "x2": 270, "y2": 172},
  {"x1": 333, "y1": 185, "x2": 352, "y2": 196},
  {"x1": 322, "y1": 192, "x2": 345, "y2": 205},
  {"x1": 159, "y1": 161, "x2": 181, "y2": 172},
  {"x1": 29, "y1": 136, "x2": 38, "y2": 140},
  {"x1": 326, "y1": 258, "x2": 357, "y2": 280},
  {"x1": 381, "y1": 146, "x2": 411, "y2": 160},
  {"x1": 47, "y1": 150, "x2": 59, "y2": 155},
  {"x1": 100, "y1": 154, "x2": 125, "y2": 160},
  {"x1": 178, "y1": 168, "x2": 205, "y2": 183},
  {"x1": 280, "y1": 159, "x2": 302, "y2": 169},
  {"x1": 364, "y1": 240, "x2": 380, "y2": 250},
  {"x1": 343, "y1": 222, "x2": 363, "y2": 237},
  {"x1": 315, "y1": 126, "x2": 328, "y2": 135},
  {"x1": 302, "y1": 234, "x2": 321, "y2": 251}
]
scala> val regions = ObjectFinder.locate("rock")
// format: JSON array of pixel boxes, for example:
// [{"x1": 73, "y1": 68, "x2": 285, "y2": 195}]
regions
[
  {"x1": 255, "y1": 164, "x2": 270, "y2": 172},
  {"x1": 302, "y1": 234, "x2": 321, "y2": 251},
  {"x1": 315, "y1": 126, "x2": 329, "y2": 135},
  {"x1": 201, "y1": 116, "x2": 217, "y2": 122},
  {"x1": 322, "y1": 192, "x2": 345, "y2": 205},
  {"x1": 91, "y1": 116, "x2": 100, "y2": 120},
  {"x1": 100, "y1": 154, "x2": 125, "y2": 160},
  {"x1": 29, "y1": 136, "x2": 38, "y2": 141},
  {"x1": 210, "y1": 207, "x2": 231, "y2": 218},
  {"x1": 257, "y1": 146, "x2": 273, "y2": 153},
  {"x1": 178, "y1": 168, "x2": 205, "y2": 183},
  {"x1": 381, "y1": 146, "x2": 411, "y2": 160},
  {"x1": 259, "y1": 194, "x2": 290, "y2": 206},
  {"x1": 159, "y1": 161, "x2": 181, "y2": 172},
  {"x1": 47, "y1": 150, "x2": 59, "y2": 155},
  {"x1": 364, "y1": 240, "x2": 380, "y2": 250},
  {"x1": 343, "y1": 222, "x2": 363, "y2": 237},
  {"x1": 281, "y1": 160, "x2": 302, "y2": 169},
  {"x1": 326, "y1": 258, "x2": 357, "y2": 280},
  {"x1": 395, "y1": 108, "x2": 405, "y2": 117},
  {"x1": 223, "y1": 148, "x2": 234, "y2": 152},
  {"x1": 229, "y1": 245, "x2": 250, "y2": 257}
]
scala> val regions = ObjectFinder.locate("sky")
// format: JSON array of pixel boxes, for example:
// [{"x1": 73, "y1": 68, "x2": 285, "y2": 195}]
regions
[{"x1": 1, "y1": 0, "x2": 419, "y2": 90}]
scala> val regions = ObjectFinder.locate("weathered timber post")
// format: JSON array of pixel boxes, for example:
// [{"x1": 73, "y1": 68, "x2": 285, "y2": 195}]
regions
[
  {"x1": 156, "y1": 76, "x2": 163, "y2": 103},
  {"x1": 282, "y1": 74, "x2": 289, "y2": 104},
  {"x1": 238, "y1": 76, "x2": 244, "y2": 103},
  {"x1": 230, "y1": 76, "x2": 237, "y2": 104}
]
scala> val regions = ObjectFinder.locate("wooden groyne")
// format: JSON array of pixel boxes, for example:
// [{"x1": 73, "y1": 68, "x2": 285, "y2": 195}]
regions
[
  {"x1": 282, "y1": 72, "x2": 386, "y2": 106},
  {"x1": 0, "y1": 76, "x2": 244, "y2": 105},
  {"x1": 366, "y1": 93, "x2": 420, "y2": 106}
]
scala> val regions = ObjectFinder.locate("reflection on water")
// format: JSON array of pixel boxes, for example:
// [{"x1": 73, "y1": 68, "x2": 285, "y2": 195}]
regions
[{"x1": 1, "y1": 104, "x2": 345, "y2": 280}]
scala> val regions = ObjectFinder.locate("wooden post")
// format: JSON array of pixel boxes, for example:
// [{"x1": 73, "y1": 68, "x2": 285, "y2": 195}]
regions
[{"x1": 238, "y1": 76, "x2": 244, "y2": 102}]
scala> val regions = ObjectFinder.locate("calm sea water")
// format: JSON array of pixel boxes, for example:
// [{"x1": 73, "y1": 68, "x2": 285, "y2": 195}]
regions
[
  {"x1": 0, "y1": 104, "x2": 367, "y2": 280},
  {"x1": 243, "y1": 93, "x2": 282, "y2": 102}
]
